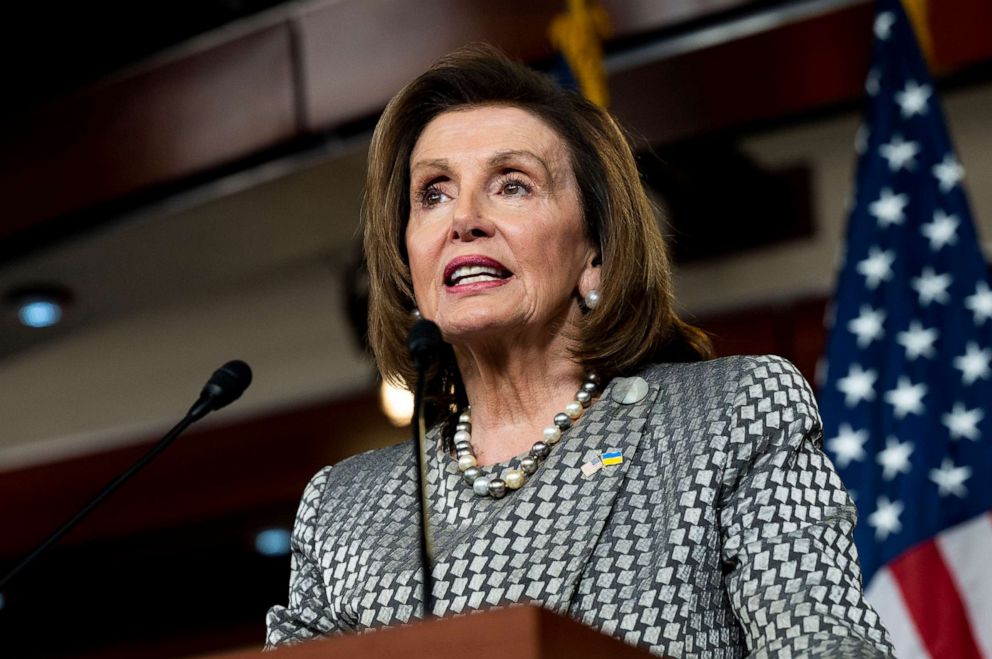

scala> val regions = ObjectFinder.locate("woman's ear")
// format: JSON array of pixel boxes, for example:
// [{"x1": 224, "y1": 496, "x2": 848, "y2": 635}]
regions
[{"x1": 578, "y1": 249, "x2": 602, "y2": 299}]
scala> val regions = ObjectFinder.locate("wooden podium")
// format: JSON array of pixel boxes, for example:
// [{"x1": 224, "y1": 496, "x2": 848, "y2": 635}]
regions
[{"x1": 202, "y1": 605, "x2": 657, "y2": 658}]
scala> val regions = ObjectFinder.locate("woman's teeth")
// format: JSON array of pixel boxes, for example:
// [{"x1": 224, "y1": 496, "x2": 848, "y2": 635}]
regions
[
  {"x1": 449, "y1": 265, "x2": 506, "y2": 285},
  {"x1": 457, "y1": 274, "x2": 501, "y2": 285}
]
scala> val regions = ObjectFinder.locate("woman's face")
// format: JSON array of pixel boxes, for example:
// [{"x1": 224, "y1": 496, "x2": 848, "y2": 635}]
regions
[{"x1": 405, "y1": 105, "x2": 599, "y2": 346}]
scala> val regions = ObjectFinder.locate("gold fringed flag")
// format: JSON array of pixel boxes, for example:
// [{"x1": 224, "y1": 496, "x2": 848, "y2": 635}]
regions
[{"x1": 548, "y1": 0, "x2": 611, "y2": 108}]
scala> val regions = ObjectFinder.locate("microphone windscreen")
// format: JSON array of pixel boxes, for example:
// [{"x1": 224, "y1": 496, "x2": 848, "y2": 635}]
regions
[
  {"x1": 407, "y1": 320, "x2": 443, "y2": 370},
  {"x1": 200, "y1": 360, "x2": 253, "y2": 410}
]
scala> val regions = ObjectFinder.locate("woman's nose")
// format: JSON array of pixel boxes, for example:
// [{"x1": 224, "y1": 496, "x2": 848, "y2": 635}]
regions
[{"x1": 450, "y1": 190, "x2": 495, "y2": 242}]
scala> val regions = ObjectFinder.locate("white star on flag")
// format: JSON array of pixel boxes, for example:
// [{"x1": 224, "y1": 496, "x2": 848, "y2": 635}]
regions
[
  {"x1": 848, "y1": 306, "x2": 886, "y2": 347},
  {"x1": 869, "y1": 188, "x2": 908, "y2": 226},
  {"x1": 879, "y1": 135, "x2": 920, "y2": 171},
  {"x1": 884, "y1": 376, "x2": 927, "y2": 418},
  {"x1": 895, "y1": 79, "x2": 931, "y2": 117},
  {"x1": 827, "y1": 423, "x2": 869, "y2": 468},
  {"x1": 932, "y1": 153, "x2": 964, "y2": 192},
  {"x1": 868, "y1": 496, "x2": 903, "y2": 540},
  {"x1": 911, "y1": 267, "x2": 952, "y2": 306},
  {"x1": 877, "y1": 436, "x2": 914, "y2": 480},
  {"x1": 953, "y1": 342, "x2": 992, "y2": 385},
  {"x1": 857, "y1": 248, "x2": 895, "y2": 289},
  {"x1": 929, "y1": 458, "x2": 972, "y2": 498},
  {"x1": 920, "y1": 210, "x2": 958, "y2": 250},
  {"x1": 965, "y1": 281, "x2": 992, "y2": 324},
  {"x1": 896, "y1": 320, "x2": 937, "y2": 360},
  {"x1": 868, "y1": 188, "x2": 909, "y2": 227},
  {"x1": 837, "y1": 364, "x2": 878, "y2": 407},
  {"x1": 874, "y1": 12, "x2": 895, "y2": 40},
  {"x1": 942, "y1": 402, "x2": 984, "y2": 441}
]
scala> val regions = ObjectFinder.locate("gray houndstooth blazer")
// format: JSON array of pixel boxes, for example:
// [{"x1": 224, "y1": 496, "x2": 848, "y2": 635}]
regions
[{"x1": 266, "y1": 355, "x2": 894, "y2": 657}]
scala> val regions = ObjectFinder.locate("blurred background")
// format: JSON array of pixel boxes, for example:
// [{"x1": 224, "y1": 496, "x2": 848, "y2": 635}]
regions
[{"x1": 0, "y1": 0, "x2": 989, "y2": 656}]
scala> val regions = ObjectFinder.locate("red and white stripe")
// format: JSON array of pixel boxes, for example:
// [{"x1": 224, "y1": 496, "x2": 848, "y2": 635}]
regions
[{"x1": 866, "y1": 511, "x2": 992, "y2": 659}]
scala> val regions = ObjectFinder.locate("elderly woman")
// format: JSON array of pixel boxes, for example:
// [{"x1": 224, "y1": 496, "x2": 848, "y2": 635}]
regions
[{"x1": 266, "y1": 45, "x2": 893, "y2": 657}]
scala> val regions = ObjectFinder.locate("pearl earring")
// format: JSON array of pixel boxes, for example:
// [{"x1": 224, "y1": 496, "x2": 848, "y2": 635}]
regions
[
  {"x1": 411, "y1": 308, "x2": 422, "y2": 320},
  {"x1": 584, "y1": 290, "x2": 602, "y2": 310}
]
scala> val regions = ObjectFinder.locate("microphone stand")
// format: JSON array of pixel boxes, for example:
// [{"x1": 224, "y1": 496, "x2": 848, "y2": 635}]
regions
[
  {"x1": 0, "y1": 414, "x2": 199, "y2": 591},
  {"x1": 411, "y1": 363, "x2": 436, "y2": 618},
  {"x1": 0, "y1": 360, "x2": 252, "y2": 591},
  {"x1": 407, "y1": 319, "x2": 442, "y2": 619}
]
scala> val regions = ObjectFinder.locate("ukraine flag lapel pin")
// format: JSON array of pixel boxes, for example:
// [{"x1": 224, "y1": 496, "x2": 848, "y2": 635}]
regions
[
  {"x1": 581, "y1": 448, "x2": 624, "y2": 477},
  {"x1": 600, "y1": 449, "x2": 623, "y2": 466}
]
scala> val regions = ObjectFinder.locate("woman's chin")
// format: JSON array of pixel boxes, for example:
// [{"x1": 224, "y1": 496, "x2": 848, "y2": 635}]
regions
[
  {"x1": 439, "y1": 318, "x2": 520, "y2": 345},
  {"x1": 433, "y1": 306, "x2": 528, "y2": 344},
  {"x1": 434, "y1": 299, "x2": 577, "y2": 349}
]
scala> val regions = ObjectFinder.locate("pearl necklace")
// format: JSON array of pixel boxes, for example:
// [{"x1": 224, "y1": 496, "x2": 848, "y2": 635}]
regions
[{"x1": 453, "y1": 373, "x2": 601, "y2": 498}]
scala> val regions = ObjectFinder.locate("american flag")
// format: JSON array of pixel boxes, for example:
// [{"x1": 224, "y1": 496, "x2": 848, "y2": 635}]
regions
[{"x1": 819, "y1": 0, "x2": 992, "y2": 656}]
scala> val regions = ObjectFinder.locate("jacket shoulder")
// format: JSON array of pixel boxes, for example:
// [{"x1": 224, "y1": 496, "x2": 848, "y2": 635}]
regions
[
  {"x1": 330, "y1": 440, "x2": 410, "y2": 479},
  {"x1": 635, "y1": 355, "x2": 820, "y2": 439},
  {"x1": 299, "y1": 441, "x2": 411, "y2": 510},
  {"x1": 636, "y1": 354, "x2": 807, "y2": 387}
]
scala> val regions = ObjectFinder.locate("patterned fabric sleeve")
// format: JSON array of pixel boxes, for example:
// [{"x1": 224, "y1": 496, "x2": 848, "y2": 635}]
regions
[
  {"x1": 265, "y1": 466, "x2": 339, "y2": 648},
  {"x1": 717, "y1": 357, "x2": 894, "y2": 657}
]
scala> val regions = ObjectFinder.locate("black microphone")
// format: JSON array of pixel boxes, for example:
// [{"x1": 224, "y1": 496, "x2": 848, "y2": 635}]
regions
[
  {"x1": 187, "y1": 360, "x2": 253, "y2": 421},
  {"x1": 406, "y1": 320, "x2": 442, "y2": 618},
  {"x1": 0, "y1": 360, "x2": 253, "y2": 591},
  {"x1": 408, "y1": 319, "x2": 443, "y2": 372}
]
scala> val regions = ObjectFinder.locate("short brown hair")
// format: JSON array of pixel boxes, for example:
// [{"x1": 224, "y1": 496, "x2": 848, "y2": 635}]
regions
[{"x1": 364, "y1": 44, "x2": 712, "y2": 416}]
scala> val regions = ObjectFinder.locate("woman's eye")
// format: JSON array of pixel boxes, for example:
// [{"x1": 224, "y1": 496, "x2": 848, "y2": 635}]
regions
[
  {"x1": 418, "y1": 185, "x2": 447, "y2": 207},
  {"x1": 499, "y1": 178, "x2": 530, "y2": 196}
]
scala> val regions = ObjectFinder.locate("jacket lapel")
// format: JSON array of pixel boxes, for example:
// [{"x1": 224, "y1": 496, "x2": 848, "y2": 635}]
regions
[{"x1": 535, "y1": 375, "x2": 661, "y2": 614}]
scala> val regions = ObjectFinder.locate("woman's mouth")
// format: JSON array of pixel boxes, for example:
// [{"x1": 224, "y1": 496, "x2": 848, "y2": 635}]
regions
[{"x1": 443, "y1": 256, "x2": 513, "y2": 290}]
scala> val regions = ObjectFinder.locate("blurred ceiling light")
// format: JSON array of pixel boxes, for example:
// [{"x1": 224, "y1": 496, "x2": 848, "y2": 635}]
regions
[
  {"x1": 18, "y1": 298, "x2": 63, "y2": 328},
  {"x1": 7, "y1": 287, "x2": 71, "y2": 329},
  {"x1": 380, "y1": 380, "x2": 414, "y2": 427},
  {"x1": 254, "y1": 528, "x2": 292, "y2": 557}
]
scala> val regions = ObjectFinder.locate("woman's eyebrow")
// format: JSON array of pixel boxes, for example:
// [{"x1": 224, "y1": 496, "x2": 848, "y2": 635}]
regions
[
  {"x1": 410, "y1": 151, "x2": 557, "y2": 184},
  {"x1": 410, "y1": 158, "x2": 450, "y2": 177},
  {"x1": 488, "y1": 150, "x2": 553, "y2": 179}
]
